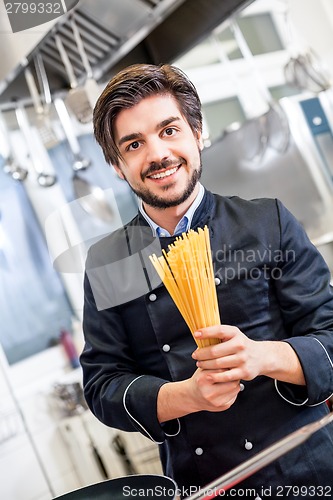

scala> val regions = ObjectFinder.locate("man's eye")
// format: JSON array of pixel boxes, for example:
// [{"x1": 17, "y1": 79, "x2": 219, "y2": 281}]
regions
[
  {"x1": 128, "y1": 141, "x2": 140, "y2": 151},
  {"x1": 164, "y1": 128, "x2": 176, "y2": 136}
]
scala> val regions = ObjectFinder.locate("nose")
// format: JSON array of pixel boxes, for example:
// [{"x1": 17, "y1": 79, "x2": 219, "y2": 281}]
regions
[{"x1": 145, "y1": 136, "x2": 170, "y2": 165}]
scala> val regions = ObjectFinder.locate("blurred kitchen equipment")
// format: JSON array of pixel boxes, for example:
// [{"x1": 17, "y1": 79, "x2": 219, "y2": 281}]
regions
[
  {"x1": 230, "y1": 18, "x2": 290, "y2": 155},
  {"x1": 24, "y1": 62, "x2": 58, "y2": 151},
  {"x1": 70, "y1": 17, "x2": 101, "y2": 110},
  {"x1": 210, "y1": 32, "x2": 268, "y2": 165},
  {"x1": 53, "y1": 97, "x2": 91, "y2": 171},
  {"x1": 281, "y1": 2, "x2": 332, "y2": 94},
  {"x1": 112, "y1": 434, "x2": 137, "y2": 475},
  {"x1": 51, "y1": 382, "x2": 87, "y2": 417},
  {"x1": 15, "y1": 104, "x2": 57, "y2": 187},
  {"x1": 34, "y1": 54, "x2": 60, "y2": 148},
  {"x1": 54, "y1": 97, "x2": 114, "y2": 223},
  {"x1": 55, "y1": 34, "x2": 94, "y2": 124},
  {"x1": 285, "y1": 51, "x2": 332, "y2": 94},
  {"x1": 0, "y1": 111, "x2": 28, "y2": 181},
  {"x1": 60, "y1": 329, "x2": 80, "y2": 369},
  {"x1": 210, "y1": 15, "x2": 290, "y2": 167}
]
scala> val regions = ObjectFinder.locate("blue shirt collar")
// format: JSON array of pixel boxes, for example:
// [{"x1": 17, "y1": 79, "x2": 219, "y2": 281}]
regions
[{"x1": 139, "y1": 183, "x2": 205, "y2": 237}]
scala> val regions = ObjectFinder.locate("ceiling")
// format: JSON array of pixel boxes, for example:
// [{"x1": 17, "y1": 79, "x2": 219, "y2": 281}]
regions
[{"x1": 0, "y1": 0, "x2": 253, "y2": 106}]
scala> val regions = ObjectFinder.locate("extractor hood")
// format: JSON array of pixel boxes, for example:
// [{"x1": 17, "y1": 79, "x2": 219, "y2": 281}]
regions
[{"x1": 0, "y1": 0, "x2": 253, "y2": 105}]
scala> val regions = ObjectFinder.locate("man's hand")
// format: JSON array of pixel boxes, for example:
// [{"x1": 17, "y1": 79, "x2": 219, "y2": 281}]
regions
[
  {"x1": 157, "y1": 324, "x2": 305, "y2": 424},
  {"x1": 188, "y1": 366, "x2": 241, "y2": 412},
  {"x1": 192, "y1": 325, "x2": 262, "y2": 383},
  {"x1": 157, "y1": 367, "x2": 241, "y2": 423},
  {"x1": 191, "y1": 324, "x2": 305, "y2": 386}
]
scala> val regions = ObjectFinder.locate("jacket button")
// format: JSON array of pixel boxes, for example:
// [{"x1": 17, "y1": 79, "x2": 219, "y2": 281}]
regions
[
  {"x1": 162, "y1": 344, "x2": 171, "y2": 352},
  {"x1": 245, "y1": 440, "x2": 253, "y2": 450},
  {"x1": 195, "y1": 447, "x2": 203, "y2": 455},
  {"x1": 240, "y1": 383, "x2": 245, "y2": 391},
  {"x1": 214, "y1": 277, "x2": 221, "y2": 286},
  {"x1": 149, "y1": 293, "x2": 157, "y2": 302}
]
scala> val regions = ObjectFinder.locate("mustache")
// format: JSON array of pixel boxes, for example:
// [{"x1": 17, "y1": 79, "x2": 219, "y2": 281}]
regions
[{"x1": 142, "y1": 158, "x2": 185, "y2": 180}]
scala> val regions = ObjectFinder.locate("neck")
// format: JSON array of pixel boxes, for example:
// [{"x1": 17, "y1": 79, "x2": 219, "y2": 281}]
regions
[{"x1": 143, "y1": 186, "x2": 199, "y2": 235}]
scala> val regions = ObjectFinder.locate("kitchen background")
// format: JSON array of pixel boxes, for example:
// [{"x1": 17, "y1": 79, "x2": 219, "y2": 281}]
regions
[{"x1": 0, "y1": 0, "x2": 333, "y2": 498}]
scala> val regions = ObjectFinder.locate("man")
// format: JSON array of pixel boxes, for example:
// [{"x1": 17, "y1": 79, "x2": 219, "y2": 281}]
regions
[{"x1": 81, "y1": 63, "x2": 333, "y2": 498}]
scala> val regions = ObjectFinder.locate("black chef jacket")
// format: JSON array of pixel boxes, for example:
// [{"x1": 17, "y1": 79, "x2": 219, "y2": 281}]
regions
[{"x1": 81, "y1": 190, "x2": 333, "y2": 498}]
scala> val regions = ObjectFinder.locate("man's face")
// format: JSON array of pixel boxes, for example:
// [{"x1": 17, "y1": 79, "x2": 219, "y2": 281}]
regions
[{"x1": 113, "y1": 94, "x2": 203, "y2": 209}]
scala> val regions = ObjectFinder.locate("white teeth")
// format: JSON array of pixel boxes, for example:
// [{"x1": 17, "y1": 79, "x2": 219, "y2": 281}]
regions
[{"x1": 150, "y1": 167, "x2": 178, "y2": 179}]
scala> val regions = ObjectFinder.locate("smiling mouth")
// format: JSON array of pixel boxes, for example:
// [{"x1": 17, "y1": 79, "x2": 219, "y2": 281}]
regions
[{"x1": 148, "y1": 166, "x2": 179, "y2": 180}]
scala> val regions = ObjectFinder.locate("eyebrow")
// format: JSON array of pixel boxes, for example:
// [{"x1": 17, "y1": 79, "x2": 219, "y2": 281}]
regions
[
  {"x1": 117, "y1": 116, "x2": 181, "y2": 147},
  {"x1": 158, "y1": 116, "x2": 180, "y2": 129},
  {"x1": 118, "y1": 132, "x2": 143, "y2": 147}
]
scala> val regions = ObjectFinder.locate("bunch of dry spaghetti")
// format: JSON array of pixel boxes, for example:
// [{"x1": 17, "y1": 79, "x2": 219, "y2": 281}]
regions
[{"x1": 149, "y1": 226, "x2": 221, "y2": 348}]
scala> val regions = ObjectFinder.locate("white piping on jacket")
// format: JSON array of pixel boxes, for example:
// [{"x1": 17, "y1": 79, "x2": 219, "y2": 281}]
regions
[
  {"x1": 123, "y1": 375, "x2": 181, "y2": 443},
  {"x1": 275, "y1": 337, "x2": 333, "y2": 406}
]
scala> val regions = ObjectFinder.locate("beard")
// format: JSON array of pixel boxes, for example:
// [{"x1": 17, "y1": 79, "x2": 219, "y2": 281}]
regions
[{"x1": 124, "y1": 156, "x2": 202, "y2": 209}]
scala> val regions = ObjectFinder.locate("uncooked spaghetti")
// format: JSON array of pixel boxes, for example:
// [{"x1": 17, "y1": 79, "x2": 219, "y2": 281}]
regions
[{"x1": 149, "y1": 226, "x2": 221, "y2": 348}]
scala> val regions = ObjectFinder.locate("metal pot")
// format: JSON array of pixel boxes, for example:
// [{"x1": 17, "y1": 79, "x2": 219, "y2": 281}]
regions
[{"x1": 53, "y1": 474, "x2": 177, "y2": 500}]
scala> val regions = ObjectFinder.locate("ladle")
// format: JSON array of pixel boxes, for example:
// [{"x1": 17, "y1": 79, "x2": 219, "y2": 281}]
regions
[
  {"x1": 54, "y1": 98, "x2": 114, "y2": 223},
  {"x1": 24, "y1": 64, "x2": 58, "y2": 151},
  {"x1": 0, "y1": 110, "x2": 28, "y2": 181},
  {"x1": 15, "y1": 105, "x2": 57, "y2": 187},
  {"x1": 35, "y1": 54, "x2": 60, "y2": 148}
]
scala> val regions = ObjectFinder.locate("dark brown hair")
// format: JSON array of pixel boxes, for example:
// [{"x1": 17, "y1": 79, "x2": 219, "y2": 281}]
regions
[{"x1": 93, "y1": 63, "x2": 203, "y2": 166}]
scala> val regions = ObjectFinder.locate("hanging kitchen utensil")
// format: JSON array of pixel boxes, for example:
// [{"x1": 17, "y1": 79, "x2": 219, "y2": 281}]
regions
[
  {"x1": 70, "y1": 17, "x2": 101, "y2": 110},
  {"x1": 15, "y1": 104, "x2": 57, "y2": 187},
  {"x1": 55, "y1": 34, "x2": 94, "y2": 124},
  {"x1": 54, "y1": 97, "x2": 91, "y2": 171},
  {"x1": 281, "y1": 3, "x2": 332, "y2": 94},
  {"x1": 24, "y1": 65, "x2": 58, "y2": 150},
  {"x1": 230, "y1": 18, "x2": 290, "y2": 155},
  {"x1": 0, "y1": 110, "x2": 28, "y2": 181},
  {"x1": 34, "y1": 53, "x2": 60, "y2": 149},
  {"x1": 285, "y1": 50, "x2": 332, "y2": 94},
  {"x1": 54, "y1": 97, "x2": 114, "y2": 223}
]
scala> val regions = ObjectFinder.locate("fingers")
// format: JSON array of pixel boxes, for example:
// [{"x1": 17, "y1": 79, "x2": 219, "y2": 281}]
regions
[
  {"x1": 194, "y1": 324, "x2": 241, "y2": 342},
  {"x1": 197, "y1": 376, "x2": 241, "y2": 411},
  {"x1": 192, "y1": 339, "x2": 245, "y2": 363},
  {"x1": 195, "y1": 355, "x2": 241, "y2": 372},
  {"x1": 193, "y1": 325, "x2": 243, "y2": 357},
  {"x1": 206, "y1": 368, "x2": 243, "y2": 384}
]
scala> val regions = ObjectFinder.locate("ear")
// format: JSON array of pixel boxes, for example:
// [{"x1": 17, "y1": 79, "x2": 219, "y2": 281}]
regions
[
  {"x1": 197, "y1": 130, "x2": 204, "y2": 151},
  {"x1": 113, "y1": 164, "x2": 125, "y2": 180}
]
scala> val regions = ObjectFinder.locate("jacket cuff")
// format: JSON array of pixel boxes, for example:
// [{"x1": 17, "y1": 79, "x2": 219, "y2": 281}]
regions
[
  {"x1": 123, "y1": 376, "x2": 180, "y2": 443},
  {"x1": 275, "y1": 338, "x2": 333, "y2": 406}
]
